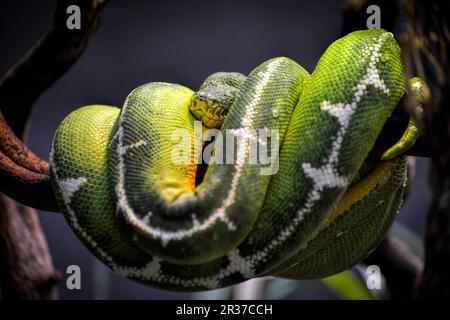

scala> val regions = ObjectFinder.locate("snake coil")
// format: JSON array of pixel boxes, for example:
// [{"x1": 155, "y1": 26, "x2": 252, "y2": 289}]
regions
[{"x1": 50, "y1": 29, "x2": 423, "y2": 291}]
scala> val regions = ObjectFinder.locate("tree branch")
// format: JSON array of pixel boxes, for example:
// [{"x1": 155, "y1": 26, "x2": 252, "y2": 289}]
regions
[
  {"x1": 0, "y1": 112, "x2": 56, "y2": 212},
  {"x1": 0, "y1": 0, "x2": 107, "y2": 212},
  {"x1": 0, "y1": 0, "x2": 107, "y2": 299},
  {"x1": 0, "y1": 0, "x2": 107, "y2": 136},
  {"x1": 0, "y1": 194, "x2": 61, "y2": 299}
]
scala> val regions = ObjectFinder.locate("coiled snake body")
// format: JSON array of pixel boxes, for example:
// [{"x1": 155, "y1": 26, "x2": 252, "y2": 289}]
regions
[{"x1": 50, "y1": 29, "x2": 424, "y2": 291}]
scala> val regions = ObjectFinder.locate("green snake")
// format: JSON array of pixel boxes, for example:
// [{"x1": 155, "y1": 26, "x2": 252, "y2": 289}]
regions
[{"x1": 50, "y1": 29, "x2": 425, "y2": 291}]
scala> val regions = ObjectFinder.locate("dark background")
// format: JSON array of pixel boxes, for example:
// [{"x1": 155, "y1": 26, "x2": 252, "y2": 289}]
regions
[{"x1": 0, "y1": 0, "x2": 430, "y2": 299}]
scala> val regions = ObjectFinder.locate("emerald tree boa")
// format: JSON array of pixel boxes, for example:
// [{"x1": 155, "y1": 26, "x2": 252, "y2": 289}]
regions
[{"x1": 50, "y1": 29, "x2": 425, "y2": 291}]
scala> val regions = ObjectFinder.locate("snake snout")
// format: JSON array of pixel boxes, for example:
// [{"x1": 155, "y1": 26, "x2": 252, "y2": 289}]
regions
[{"x1": 189, "y1": 93, "x2": 227, "y2": 129}]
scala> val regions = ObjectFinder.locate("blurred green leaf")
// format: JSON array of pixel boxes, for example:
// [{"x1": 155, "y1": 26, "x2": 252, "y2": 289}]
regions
[{"x1": 321, "y1": 271, "x2": 374, "y2": 300}]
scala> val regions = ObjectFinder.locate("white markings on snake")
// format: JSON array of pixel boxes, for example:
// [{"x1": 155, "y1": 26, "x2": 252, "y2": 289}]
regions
[
  {"x1": 58, "y1": 177, "x2": 87, "y2": 203},
  {"x1": 119, "y1": 139, "x2": 147, "y2": 155},
  {"x1": 50, "y1": 147, "x2": 113, "y2": 263}
]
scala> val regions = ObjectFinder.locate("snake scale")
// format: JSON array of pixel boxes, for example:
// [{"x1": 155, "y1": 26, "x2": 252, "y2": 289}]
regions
[{"x1": 50, "y1": 29, "x2": 425, "y2": 291}]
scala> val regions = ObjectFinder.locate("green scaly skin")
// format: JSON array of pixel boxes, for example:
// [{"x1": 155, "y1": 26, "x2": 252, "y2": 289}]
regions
[{"x1": 50, "y1": 29, "x2": 417, "y2": 291}]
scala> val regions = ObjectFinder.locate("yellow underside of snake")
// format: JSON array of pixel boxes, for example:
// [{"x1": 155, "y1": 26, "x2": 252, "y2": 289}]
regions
[{"x1": 50, "y1": 29, "x2": 425, "y2": 291}]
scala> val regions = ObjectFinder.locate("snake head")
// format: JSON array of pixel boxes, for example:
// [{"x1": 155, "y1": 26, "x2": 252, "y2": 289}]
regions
[{"x1": 189, "y1": 72, "x2": 246, "y2": 128}]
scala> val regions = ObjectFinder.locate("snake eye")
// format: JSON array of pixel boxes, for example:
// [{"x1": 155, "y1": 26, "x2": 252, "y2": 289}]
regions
[{"x1": 200, "y1": 83, "x2": 207, "y2": 90}]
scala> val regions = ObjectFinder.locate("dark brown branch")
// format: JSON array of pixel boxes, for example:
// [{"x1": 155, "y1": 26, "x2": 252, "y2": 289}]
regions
[
  {"x1": 0, "y1": 0, "x2": 107, "y2": 212},
  {"x1": 0, "y1": 113, "x2": 48, "y2": 173},
  {"x1": 0, "y1": 194, "x2": 61, "y2": 299},
  {"x1": 0, "y1": 113, "x2": 57, "y2": 212},
  {"x1": 0, "y1": 0, "x2": 107, "y2": 137},
  {"x1": 0, "y1": 0, "x2": 107, "y2": 300}
]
